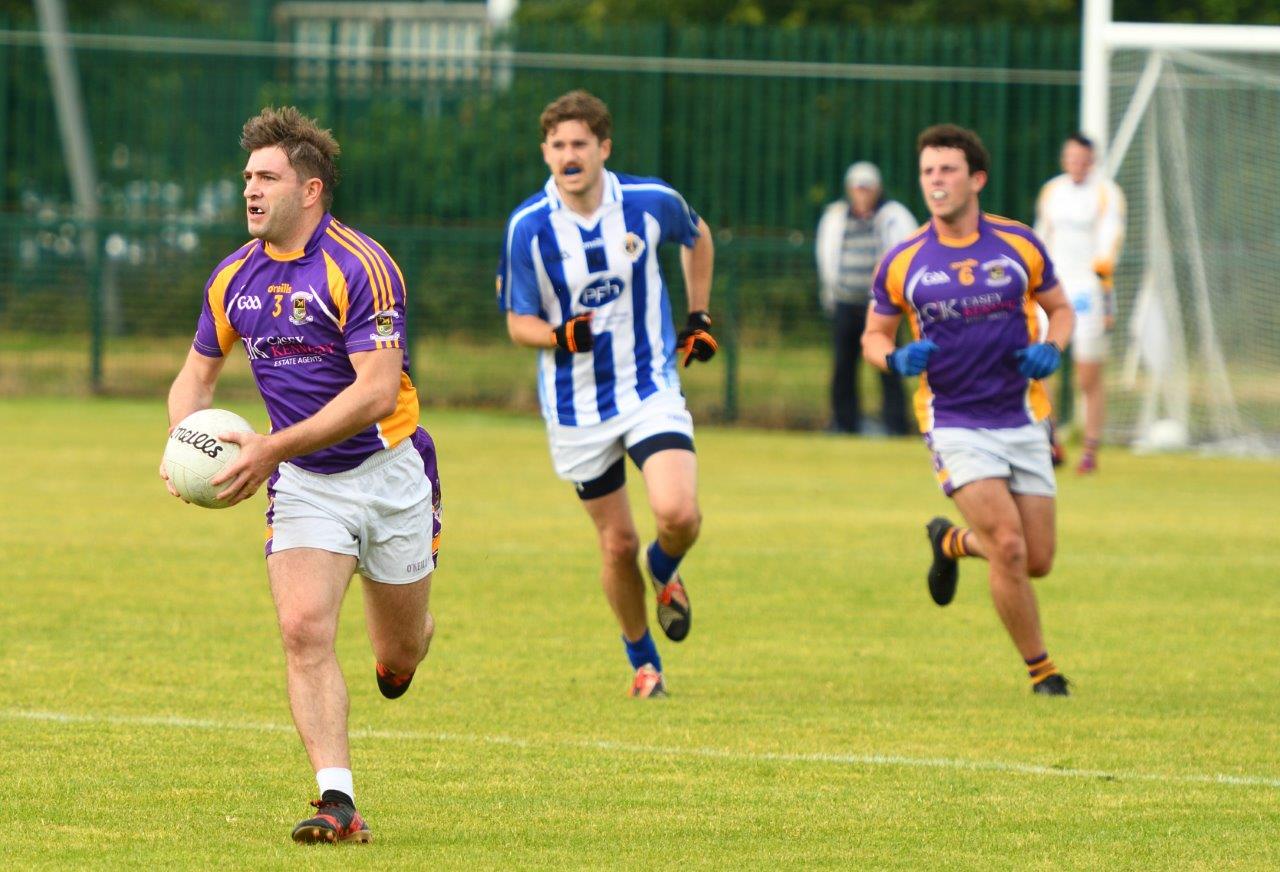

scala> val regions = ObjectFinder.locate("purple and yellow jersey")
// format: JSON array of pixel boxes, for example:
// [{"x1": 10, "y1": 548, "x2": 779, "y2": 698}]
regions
[
  {"x1": 192, "y1": 213, "x2": 421, "y2": 473},
  {"x1": 871, "y1": 213, "x2": 1060, "y2": 432}
]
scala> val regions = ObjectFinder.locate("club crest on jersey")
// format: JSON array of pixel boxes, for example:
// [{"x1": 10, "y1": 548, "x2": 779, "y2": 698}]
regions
[
  {"x1": 982, "y1": 258, "x2": 1013, "y2": 288},
  {"x1": 623, "y1": 232, "x2": 645, "y2": 262},
  {"x1": 374, "y1": 310, "x2": 396, "y2": 336},
  {"x1": 289, "y1": 290, "x2": 314, "y2": 325}
]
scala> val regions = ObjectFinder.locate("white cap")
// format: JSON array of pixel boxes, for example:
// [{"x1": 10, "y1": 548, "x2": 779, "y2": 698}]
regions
[{"x1": 844, "y1": 161, "x2": 881, "y2": 190}]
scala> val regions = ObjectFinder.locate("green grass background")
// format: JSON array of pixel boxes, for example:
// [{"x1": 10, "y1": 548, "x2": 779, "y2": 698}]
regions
[{"x1": 1, "y1": 398, "x2": 1278, "y2": 870}]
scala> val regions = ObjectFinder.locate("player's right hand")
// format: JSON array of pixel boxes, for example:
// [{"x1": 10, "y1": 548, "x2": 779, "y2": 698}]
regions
[
  {"x1": 886, "y1": 339, "x2": 938, "y2": 376},
  {"x1": 552, "y1": 313, "x2": 594, "y2": 353}
]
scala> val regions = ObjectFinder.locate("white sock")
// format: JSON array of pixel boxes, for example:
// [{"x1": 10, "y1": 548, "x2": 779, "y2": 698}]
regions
[{"x1": 316, "y1": 767, "x2": 355, "y2": 804}]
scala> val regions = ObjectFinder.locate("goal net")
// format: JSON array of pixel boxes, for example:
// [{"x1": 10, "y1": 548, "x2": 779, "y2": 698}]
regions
[{"x1": 1104, "y1": 44, "x2": 1280, "y2": 455}]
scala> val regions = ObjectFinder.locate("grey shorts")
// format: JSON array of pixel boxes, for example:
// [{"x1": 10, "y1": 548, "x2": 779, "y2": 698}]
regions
[
  {"x1": 926, "y1": 422, "x2": 1057, "y2": 498},
  {"x1": 265, "y1": 433, "x2": 442, "y2": 584}
]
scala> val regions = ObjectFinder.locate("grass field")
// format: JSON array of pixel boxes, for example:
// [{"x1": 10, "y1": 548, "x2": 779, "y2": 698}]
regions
[{"x1": 2, "y1": 397, "x2": 1278, "y2": 870}]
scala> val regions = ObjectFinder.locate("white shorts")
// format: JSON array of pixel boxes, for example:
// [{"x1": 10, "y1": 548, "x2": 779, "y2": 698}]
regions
[
  {"x1": 547, "y1": 389, "x2": 695, "y2": 483},
  {"x1": 926, "y1": 422, "x2": 1057, "y2": 498},
  {"x1": 266, "y1": 436, "x2": 442, "y2": 584},
  {"x1": 1036, "y1": 285, "x2": 1107, "y2": 362},
  {"x1": 1066, "y1": 281, "x2": 1109, "y2": 363}
]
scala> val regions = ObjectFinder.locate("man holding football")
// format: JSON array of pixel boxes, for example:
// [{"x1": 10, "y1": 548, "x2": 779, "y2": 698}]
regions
[{"x1": 160, "y1": 106, "x2": 440, "y2": 843}]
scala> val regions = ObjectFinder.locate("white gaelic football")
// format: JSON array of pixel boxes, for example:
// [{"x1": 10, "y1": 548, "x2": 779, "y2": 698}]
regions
[{"x1": 163, "y1": 408, "x2": 254, "y2": 508}]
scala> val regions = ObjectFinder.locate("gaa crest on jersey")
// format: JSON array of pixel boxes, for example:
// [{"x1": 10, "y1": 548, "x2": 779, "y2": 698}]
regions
[
  {"x1": 374, "y1": 310, "x2": 396, "y2": 336},
  {"x1": 623, "y1": 232, "x2": 645, "y2": 262},
  {"x1": 288, "y1": 290, "x2": 314, "y2": 325}
]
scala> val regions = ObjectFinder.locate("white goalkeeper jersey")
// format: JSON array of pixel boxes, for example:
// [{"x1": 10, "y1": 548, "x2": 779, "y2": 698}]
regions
[
  {"x1": 1034, "y1": 171, "x2": 1125, "y2": 295},
  {"x1": 498, "y1": 171, "x2": 702, "y2": 428}
]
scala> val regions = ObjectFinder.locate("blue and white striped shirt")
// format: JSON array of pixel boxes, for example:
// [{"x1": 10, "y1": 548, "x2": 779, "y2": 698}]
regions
[{"x1": 498, "y1": 171, "x2": 702, "y2": 427}]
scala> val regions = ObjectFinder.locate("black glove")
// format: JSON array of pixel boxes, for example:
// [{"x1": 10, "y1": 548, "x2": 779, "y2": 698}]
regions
[
  {"x1": 552, "y1": 313, "x2": 594, "y2": 353},
  {"x1": 677, "y1": 311, "x2": 717, "y2": 368}
]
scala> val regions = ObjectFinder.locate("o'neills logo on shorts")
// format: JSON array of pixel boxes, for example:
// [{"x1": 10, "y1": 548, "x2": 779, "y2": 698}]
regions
[{"x1": 169, "y1": 426, "x2": 224, "y2": 459}]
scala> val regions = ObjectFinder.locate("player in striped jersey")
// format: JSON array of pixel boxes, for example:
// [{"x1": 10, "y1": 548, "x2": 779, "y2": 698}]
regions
[
  {"x1": 160, "y1": 108, "x2": 440, "y2": 842},
  {"x1": 497, "y1": 91, "x2": 716, "y2": 699},
  {"x1": 862, "y1": 125, "x2": 1076, "y2": 696}
]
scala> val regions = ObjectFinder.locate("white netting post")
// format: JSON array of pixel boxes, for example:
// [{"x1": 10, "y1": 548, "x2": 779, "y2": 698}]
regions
[{"x1": 1097, "y1": 20, "x2": 1280, "y2": 455}]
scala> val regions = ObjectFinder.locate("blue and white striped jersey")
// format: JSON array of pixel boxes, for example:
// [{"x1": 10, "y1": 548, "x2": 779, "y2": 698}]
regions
[{"x1": 498, "y1": 171, "x2": 702, "y2": 427}]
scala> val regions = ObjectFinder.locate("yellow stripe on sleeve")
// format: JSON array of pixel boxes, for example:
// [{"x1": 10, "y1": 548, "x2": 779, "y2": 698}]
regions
[
  {"x1": 207, "y1": 248, "x2": 255, "y2": 354},
  {"x1": 331, "y1": 220, "x2": 394, "y2": 313},
  {"x1": 325, "y1": 227, "x2": 390, "y2": 315},
  {"x1": 323, "y1": 250, "x2": 350, "y2": 330},
  {"x1": 884, "y1": 239, "x2": 926, "y2": 312},
  {"x1": 361, "y1": 233, "x2": 408, "y2": 302},
  {"x1": 993, "y1": 229, "x2": 1046, "y2": 292}
]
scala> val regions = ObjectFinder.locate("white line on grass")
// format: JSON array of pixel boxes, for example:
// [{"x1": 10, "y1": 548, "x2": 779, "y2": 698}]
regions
[{"x1": 7, "y1": 708, "x2": 1278, "y2": 790}]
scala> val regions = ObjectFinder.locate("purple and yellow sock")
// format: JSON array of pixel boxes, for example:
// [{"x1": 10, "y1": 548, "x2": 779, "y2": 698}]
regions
[
  {"x1": 1025, "y1": 652, "x2": 1060, "y2": 686},
  {"x1": 943, "y1": 527, "x2": 973, "y2": 560},
  {"x1": 1082, "y1": 437, "x2": 1100, "y2": 459}
]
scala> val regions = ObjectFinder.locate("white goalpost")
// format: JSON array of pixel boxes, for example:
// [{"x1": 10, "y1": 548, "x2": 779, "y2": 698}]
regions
[{"x1": 1081, "y1": 1, "x2": 1280, "y2": 454}]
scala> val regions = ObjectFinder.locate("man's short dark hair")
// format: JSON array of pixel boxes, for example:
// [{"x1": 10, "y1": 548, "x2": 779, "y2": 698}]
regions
[
  {"x1": 540, "y1": 90, "x2": 613, "y2": 142},
  {"x1": 1065, "y1": 131, "x2": 1096, "y2": 151},
  {"x1": 916, "y1": 124, "x2": 990, "y2": 176},
  {"x1": 240, "y1": 107, "x2": 341, "y2": 210}
]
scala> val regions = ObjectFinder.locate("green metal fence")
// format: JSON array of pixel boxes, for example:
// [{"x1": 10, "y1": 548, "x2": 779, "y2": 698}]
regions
[{"x1": 0, "y1": 13, "x2": 1082, "y2": 428}]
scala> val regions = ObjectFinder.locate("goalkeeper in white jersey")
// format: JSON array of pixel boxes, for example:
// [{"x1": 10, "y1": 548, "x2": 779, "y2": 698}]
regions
[
  {"x1": 1034, "y1": 135, "x2": 1126, "y2": 473},
  {"x1": 1035, "y1": 133, "x2": 1125, "y2": 474}
]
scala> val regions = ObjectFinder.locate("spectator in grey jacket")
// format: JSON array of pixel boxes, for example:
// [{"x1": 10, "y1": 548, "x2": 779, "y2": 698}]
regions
[{"x1": 816, "y1": 161, "x2": 917, "y2": 435}]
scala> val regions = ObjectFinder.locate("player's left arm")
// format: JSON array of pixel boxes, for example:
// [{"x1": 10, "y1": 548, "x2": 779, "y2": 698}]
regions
[
  {"x1": 1036, "y1": 283, "x2": 1076, "y2": 352},
  {"x1": 210, "y1": 348, "x2": 403, "y2": 506},
  {"x1": 1014, "y1": 284, "x2": 1075, "y2": 380},
  {"x1": 678, "y1": 217, "x2": 717, "y2": 366}
]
